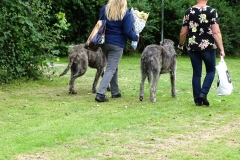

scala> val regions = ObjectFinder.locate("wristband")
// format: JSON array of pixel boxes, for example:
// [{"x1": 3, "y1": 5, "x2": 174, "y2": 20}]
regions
[{"x1": 178, "y1": 43, "x2": 184, "y2": 47}]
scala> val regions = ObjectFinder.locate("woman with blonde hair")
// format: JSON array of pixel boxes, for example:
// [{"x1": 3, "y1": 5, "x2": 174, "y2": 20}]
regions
[{"x1": 95, "y1": 0, "x2": 139, "y2": 102}]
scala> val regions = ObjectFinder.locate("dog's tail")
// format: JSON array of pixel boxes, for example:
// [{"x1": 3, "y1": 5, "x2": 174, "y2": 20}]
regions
[
  {"x1": 141, "y1": 56, "x2": 152, "y2": 84},
  {"x1": 147, "y1": 72, "x2": 152, "y2": 84},
  {"x1": 59, "y1": 54, "x2": 76, "y2": 77}
]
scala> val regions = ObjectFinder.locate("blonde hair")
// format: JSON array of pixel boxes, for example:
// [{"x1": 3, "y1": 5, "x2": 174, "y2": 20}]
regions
[{"x1": 105, "y1": 0, "x2": 128, "y2": 21}]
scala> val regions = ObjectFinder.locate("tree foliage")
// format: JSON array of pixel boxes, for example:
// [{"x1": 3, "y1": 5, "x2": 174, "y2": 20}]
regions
[
  {"x1": 0, "y1": 0, "x2": 69, "y2": 83},
  {"x1": 50, "y1": 0, "x2": 240, "y2": 56},
  {"x1": 1, "y1": 0, "x2": 239, "y2": 83}
]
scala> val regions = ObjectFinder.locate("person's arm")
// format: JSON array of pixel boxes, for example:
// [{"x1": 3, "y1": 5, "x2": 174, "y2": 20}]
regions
[
  {"x1": 122, "y1": 11, "x2": 139, "y2": 41},
  {"x1": 178, "y1": 26, "x2": 188, "y2": 50},
  {"x1": 99, "y1": 5, "x2": 106, "y2": 20},
  {"x1": 211, "y1": 23, "x2": 225, "y2": 57}
]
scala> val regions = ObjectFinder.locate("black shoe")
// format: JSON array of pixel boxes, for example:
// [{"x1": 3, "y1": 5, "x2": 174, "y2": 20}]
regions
[
  {"x1": 95, "y1": 93, "x2": 109, "y2": 102},
  {"x1": 195, "y1": 102, "x2": 202, "y2": 106},
  {"x1": 199, "y1": 93, "x2": 210, "y2": 106},
  {"x1": 111, "y1": 93, "x2": 121, "y2": 98}
]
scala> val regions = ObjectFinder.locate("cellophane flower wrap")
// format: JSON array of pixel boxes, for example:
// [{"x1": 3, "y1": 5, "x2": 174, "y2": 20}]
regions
[{"x1": 131, "y1": 8, "x2": 149, "y2": 50}]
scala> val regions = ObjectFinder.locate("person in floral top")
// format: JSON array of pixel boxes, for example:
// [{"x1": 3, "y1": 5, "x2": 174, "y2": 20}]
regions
[{"x1": 178, "y1": 0, "x2": 225, "y2": 106}]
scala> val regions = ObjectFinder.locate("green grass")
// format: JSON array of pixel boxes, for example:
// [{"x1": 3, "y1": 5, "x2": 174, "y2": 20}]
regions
[{"x1": 0, "y1": 55, "x2": 239, "y2": 160}]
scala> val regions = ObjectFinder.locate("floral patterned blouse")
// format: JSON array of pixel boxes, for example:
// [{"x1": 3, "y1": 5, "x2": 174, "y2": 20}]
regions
[{"x1": 182, "y1": 6, "x2": 219, "y2": 51}]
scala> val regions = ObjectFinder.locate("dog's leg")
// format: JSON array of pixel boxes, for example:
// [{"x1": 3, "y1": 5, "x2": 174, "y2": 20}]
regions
[
  {"x1": 139, "y1": 71, "x2": 148, "y2": 101},
  {"x1": 170, "y1": 71, "x2": 176, "y2": 98},
  {"x1": 69, "y1": 71, "x2": 87, "y2": 94},
  {"x1": 68, "y1": 61, "x2": 87, "y2": 94},
  {"x1": 92, "y1": 68, "x2": 103, "y2": 93},
  {"x1": 150, "y1": 69, "x2": 160, "y2": 102},
  {"x1": 69, "y1": 78, "x2": 77, "y2": 94},
  {"x1": 170, "y1": 59, "x2": 177, "y2": 98},
  {"x1": 68, "y1": 64, "x2": 78, "y2": 94}
]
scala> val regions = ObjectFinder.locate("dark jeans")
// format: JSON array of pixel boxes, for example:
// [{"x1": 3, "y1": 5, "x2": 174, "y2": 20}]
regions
[{"x1": 188, "y1": 49, "x2": 216, "y2": 103}]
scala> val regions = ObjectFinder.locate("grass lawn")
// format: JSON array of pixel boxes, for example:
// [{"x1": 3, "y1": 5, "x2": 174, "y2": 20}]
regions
[{"x1": 0, "y1": 55, "x2": 239, "y2": 160}]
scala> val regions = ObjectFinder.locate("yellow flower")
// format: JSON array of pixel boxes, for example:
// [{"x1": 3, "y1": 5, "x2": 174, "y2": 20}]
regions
[
  {"x1": 200, "y1": 14, "x2": 206, "y2": 19},
  {"x1": 189, "y1": 36, "x2": 196, "y2": 44},
  {"x1": 192, "y1": 27, "x2": 197, "y2": 32},
  {"x1": 189, "y1": 38, "x2": 194, "y2": 43}
]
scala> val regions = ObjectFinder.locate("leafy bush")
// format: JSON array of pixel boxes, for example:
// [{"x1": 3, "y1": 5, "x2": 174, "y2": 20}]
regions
[
  {"x1": 50, "y1": 0, "x2": 106, "y2": 55},
  {"x1": 0, "y1": 0, "x2": 69, "y2": 83},
  {"x1": 209, "y1": 0, "x2": 240, "y2": 56}
]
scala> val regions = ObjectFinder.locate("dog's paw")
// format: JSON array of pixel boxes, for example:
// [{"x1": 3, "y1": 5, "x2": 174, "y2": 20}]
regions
[
  {"x1": 150, "y1": 98, "x2": 156, "y2": 103},
  {"x1": 92, "y1": 88, "x2": 96, "y2": 93},
  {"x1": 69, "y1": 90, "x2": 77, "y2": 94}
]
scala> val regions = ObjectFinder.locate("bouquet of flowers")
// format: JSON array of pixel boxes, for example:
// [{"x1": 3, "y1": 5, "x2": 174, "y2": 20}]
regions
[{"x1": 131, "y1": 8, "x2": 149, "y2": 50}]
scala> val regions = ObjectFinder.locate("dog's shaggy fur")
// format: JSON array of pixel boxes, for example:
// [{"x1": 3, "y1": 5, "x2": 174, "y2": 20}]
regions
[
  {"x1": 139, "y1": 39, "x2": 177, "y2": 102},
  {"x1": 59, "y1": 44, "x2": 107, "y2": 94}
]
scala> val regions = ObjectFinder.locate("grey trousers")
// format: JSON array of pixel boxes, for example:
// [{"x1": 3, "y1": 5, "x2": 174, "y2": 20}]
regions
[{"x1": 97, "y1": 43, "x2": 123, "y2": 95}]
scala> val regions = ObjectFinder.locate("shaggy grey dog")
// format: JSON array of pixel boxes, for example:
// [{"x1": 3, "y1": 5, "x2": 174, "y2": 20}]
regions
[
  {"x1": 59, "y1": 44, "x2": 108, "y2": 94},
  {"x1": 139, "y1": 39, "x2": 177, "y2": 102}
]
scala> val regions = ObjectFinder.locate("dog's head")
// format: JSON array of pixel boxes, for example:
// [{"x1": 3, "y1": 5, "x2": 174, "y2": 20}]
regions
[
  {"x1": 160, "y1": 39, "x2": 174, "y2": 46},
  {"x1": 160, "y1": 39, "x2": 177, "y2": 57}
]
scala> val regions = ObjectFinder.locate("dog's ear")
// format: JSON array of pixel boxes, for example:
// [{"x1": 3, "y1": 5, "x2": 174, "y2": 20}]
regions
[
  {"x1": 161, "y1": 46, "x2": 169, "y2": 55},
  {"x1": 160, "y1": 40, "x2": 165, "y2": 46}
]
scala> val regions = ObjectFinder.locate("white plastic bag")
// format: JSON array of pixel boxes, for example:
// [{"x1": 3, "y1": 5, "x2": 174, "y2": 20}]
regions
[{"x1": 215, "y1": 57, "x2": 233, "y2": 96}]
